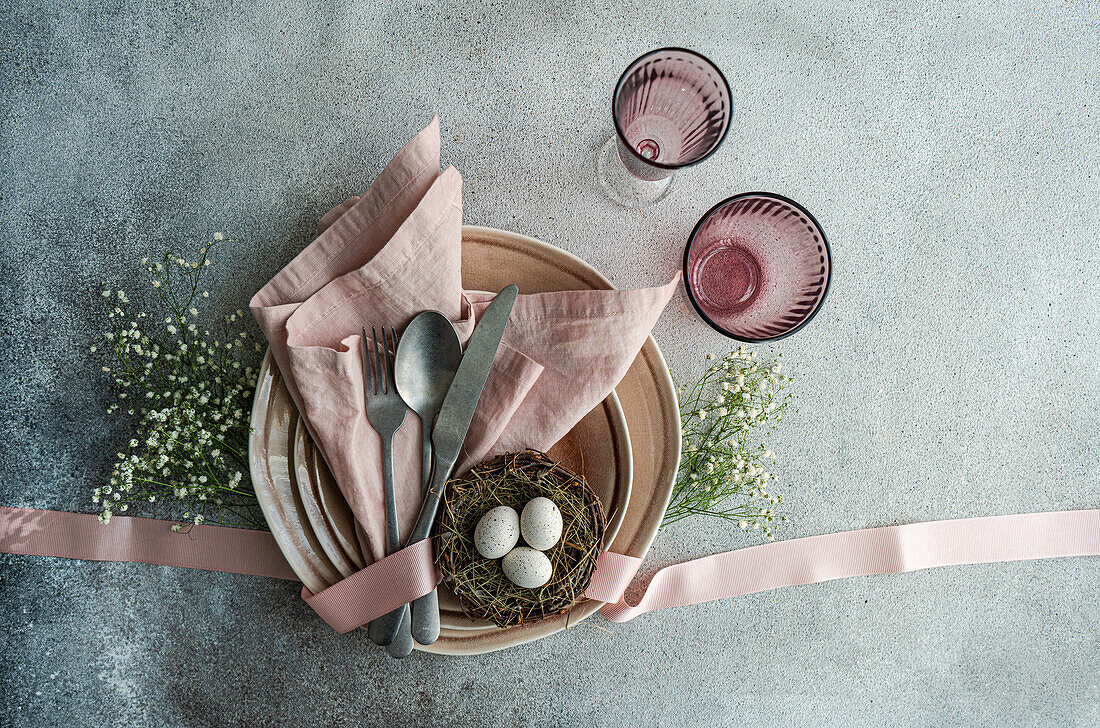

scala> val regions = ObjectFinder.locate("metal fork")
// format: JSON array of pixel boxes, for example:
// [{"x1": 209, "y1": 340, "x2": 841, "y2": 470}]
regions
[{"x1": 362, "y1": 326, "x2": 414, "y2": 658}]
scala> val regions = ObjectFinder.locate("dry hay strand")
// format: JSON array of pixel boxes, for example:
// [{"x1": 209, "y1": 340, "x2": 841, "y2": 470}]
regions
[{"x1": 436, "y1": 450, "x2": 606, "y2": 628}]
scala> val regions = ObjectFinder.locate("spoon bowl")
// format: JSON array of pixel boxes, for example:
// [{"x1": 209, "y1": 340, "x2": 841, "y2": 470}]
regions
[{"x1": 395, "y1": 311, "x2": 463, "y2": 490}]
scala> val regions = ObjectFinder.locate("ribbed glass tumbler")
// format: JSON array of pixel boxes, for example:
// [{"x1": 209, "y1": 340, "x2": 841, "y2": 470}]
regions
[
  {"x1": 684, "y1": 193, "x2": 831, "y2": 341},
  {"x1": 596, "y1": 47, "x2": 732, "y2": 208}
]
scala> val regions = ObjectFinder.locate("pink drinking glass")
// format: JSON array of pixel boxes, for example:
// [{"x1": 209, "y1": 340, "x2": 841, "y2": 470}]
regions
[
  {"x1": 684, "y1": 192, "x2": 831, "y2": 341},
  {"x1": 596, "y1": 48, "x2": 732, "y2": 208}
]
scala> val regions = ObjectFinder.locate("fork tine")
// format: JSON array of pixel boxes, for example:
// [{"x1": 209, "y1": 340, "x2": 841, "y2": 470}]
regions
[
  {"x1": 361, "y1": 327, "x2": 374, "y2": 397},
  {"x1": 371, "y1": 326, "x2": 383, "y2": 395},
  {"x1": 382, "y1": 326, "x2": 397, "y2": 394},
  {"x1": 377, "y1": 326, "x2": 387, "y2": 395}
]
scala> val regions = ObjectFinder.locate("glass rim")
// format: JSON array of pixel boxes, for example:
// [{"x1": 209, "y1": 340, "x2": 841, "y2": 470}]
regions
[
  {"x1": 682, "y1": 191, "x2": 833, "y2": 343},
  {"x1": 612, "y1": 46, "x2": 733, "y2": 172}
]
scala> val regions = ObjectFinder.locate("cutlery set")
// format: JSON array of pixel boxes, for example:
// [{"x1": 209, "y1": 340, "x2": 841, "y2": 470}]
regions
[{"x1": 361, "y1": 285, "x2": 519, "y2": 658}]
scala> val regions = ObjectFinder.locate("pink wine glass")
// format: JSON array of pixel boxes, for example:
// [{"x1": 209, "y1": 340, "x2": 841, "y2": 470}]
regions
[
  {"x1": 684, "y1": 192, "x2": 831, "y2": 341},
  {"x1": 596, "y1": 48, "x2": 732, "y2": 208}
]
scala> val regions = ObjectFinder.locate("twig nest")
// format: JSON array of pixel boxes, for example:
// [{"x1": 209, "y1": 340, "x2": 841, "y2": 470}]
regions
[
  {"x1": 436, "y1": 450, "x2": 606, "y2": 628},
  {"x1": 502, "y1": 547, "x2": 553, "y2": 588},
  {"x1": 473, "y1": 506, "x2": 520, "y2": 559},
  {"x1": 520, "y1": 497, "x2": 563, "y2": 551}
]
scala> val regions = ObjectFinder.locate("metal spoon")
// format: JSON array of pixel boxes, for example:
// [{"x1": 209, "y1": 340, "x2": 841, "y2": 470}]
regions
[
  {"x1": 396, "y1": 311, "x2": 463, "y2": 496},
  {"x1": 390, "y1": 310, "x2": 461, "y2": 652}
]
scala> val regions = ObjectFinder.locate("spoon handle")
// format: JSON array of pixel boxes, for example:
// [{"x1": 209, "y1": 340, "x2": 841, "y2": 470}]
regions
[
  {"x1": 420, "y1": 423, "x2": 433, "y2": 495},
  {"x1": 386, "y1": 605, "x2": 414, "y2": 658},
  {"x1": 409, "y1": 416, "x2": 440, "y2": 645}
]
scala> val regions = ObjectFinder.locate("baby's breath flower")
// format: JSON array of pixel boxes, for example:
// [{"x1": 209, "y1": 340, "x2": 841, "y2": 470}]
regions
[
  {"x1": 90, "y1": 237, "x2": 264, "y2": 530},
  {"x1": 663, "y1": 349, "x2": 793, "y2": 535}
]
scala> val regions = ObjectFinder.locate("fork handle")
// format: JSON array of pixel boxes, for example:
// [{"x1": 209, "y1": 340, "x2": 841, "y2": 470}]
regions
[
  {"x1": 380, "y1": 437, "x2": 400, "y2": 554},
  {"x1": 368, "y1": 604, "x2": 405, "y2": 646},
  {"x1": 368, "y1": 436, "x2": 404, "y2": 646}
]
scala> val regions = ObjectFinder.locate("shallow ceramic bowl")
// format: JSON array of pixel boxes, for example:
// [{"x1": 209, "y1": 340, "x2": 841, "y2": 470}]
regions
[{"x1": 249, "y1": 226, "x2": 681, "y2": 654}]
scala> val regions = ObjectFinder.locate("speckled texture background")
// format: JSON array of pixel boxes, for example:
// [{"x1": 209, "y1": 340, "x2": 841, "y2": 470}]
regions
[{"x1": 2, "y1": 1, "x2": 1098, "y2": 726}]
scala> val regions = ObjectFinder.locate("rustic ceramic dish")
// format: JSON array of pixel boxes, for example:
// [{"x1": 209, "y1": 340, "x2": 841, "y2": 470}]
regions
[
  {"x1": 248, "y1": 371, "x2": 343, "y2": 594},
  {"x1": 249, "y1": 226, "x2": 681, "y2": 654},
  {"x1": 292, "y1": 417, "x2": 365, "y2": 577},
  {"x1": 252, "y1": 351, "x2": 631, "y2": 633}
]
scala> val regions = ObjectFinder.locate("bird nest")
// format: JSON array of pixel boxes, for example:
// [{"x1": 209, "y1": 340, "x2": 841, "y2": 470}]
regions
[{"x1": 436, "y1": 450, "x2": 606, "y2": 628}]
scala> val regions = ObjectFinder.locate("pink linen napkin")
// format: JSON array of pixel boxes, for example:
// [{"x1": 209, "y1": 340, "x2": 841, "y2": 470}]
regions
[{"x1": 250, "y1": 117, "x2": 677, "y2": 565}]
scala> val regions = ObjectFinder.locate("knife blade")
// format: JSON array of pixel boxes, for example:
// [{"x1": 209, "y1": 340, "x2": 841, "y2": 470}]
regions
[
  {"x1": 388, "y1": 284, "x2": 518, "y2": 648},
  {"x1": 430, "y1": 284, "x2": 519, "y2": 473}
]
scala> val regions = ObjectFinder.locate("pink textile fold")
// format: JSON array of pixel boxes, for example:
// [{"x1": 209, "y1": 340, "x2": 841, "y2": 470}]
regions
[
  {"x1": 300, "y1": 538, "x2": 439, "y2": 634},
  {"x1": 249, "y1": 117, "x2": 678, "y2": 564}
]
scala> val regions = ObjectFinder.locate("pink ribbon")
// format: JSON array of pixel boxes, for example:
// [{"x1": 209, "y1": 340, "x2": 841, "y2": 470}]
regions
[
  {"x1": 2, "y1": 505, "x2": 1097, "y2": 633},
  {"x1": 592, "y1": 509, "x2": 1100, "y2": 622},
  {"x1": 0, "y1": 506, "x2": 299, "y2": 581},
  {"x1": 300, "y1": 539, "x2": 438, "y2": 634}
]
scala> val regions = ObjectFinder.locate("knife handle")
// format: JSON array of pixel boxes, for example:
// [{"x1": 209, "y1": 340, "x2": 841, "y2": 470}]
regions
[
  {"x1": 411, "y1": 587, "x2": 440, "y2": 646},
  {"x1": 405, "y1": 455, "x2": 451, "y2": 646}
]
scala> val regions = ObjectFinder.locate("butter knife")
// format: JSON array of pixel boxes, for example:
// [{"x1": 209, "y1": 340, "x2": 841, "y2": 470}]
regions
[{"x1": 382, "y1": 285, "x2": 519, "y2": 649}]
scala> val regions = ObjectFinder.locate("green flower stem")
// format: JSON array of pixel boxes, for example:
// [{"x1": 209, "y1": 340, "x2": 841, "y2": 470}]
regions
[
  {"x1": 93, "y1": 236, "x2": 264, "y2": 529},
  {"x1": 662, "y1": 349, "x2": 793, "y2": 539}
]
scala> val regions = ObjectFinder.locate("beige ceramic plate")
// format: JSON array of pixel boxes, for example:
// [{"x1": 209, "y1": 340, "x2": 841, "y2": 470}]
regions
[
  {"x1": 254, "y1": 352, "x2": 633, "y2": 633},
  {"x1": 427, "y1": 227, "x2": 681, "y2": 654},
  {"x1": 292, "y1": 417, "x2": 365, "y2": 577},
  {"x1": 249, "y1": 225, "x2": 681, "y2": 654},
  {"x1": 248, "y1": 364, "x2": 344, "y2": 594}
]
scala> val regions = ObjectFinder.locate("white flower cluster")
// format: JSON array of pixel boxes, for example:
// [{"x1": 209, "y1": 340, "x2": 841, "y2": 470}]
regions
[
  {"x1": 92, "y1": 239, "x2": 264, "y2": 529},
  {"x1": 663, "y1": 347, "x2": 793, "y2": 539}
]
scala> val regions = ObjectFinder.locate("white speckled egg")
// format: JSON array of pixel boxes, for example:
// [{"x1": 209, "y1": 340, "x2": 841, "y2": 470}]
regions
[
  {"x1": 501, "y1": 546, "x2": 553, "y2": 588},
  {"x1": 473, "y1": 506, "x2": 520, "y2": 559},
  {"x1": 520, "y1": 497, "x2": 563, "y2": 551}
]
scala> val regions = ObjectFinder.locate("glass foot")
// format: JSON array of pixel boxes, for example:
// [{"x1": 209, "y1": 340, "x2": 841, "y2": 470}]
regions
[{"x1": 595, "y1": 136, "x2": 673, "y2": 208}]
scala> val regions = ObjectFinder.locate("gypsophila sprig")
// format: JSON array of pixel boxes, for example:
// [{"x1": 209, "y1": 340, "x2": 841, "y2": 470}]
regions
[
  {"x1": 91, "y1": 234, "x2": 266, "y2": 531},
  {"x1": 662, "y1": 347, "x2": 793, "y2": 539}
]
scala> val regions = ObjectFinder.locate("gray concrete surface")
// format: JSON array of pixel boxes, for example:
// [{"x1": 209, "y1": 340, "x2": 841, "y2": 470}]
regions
[{"x1": 2, "y1": 1, "x2": 1098, "y2": 726}]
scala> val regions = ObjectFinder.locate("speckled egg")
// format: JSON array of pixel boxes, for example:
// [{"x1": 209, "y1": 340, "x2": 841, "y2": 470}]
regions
[
  {"x1": 501, "y1": 546, "x2": 553, "y2": 588},
  {"x1": 520, "y1": 497, "x2": 563, "y2": 551},
  {"x1": 473, "y1": 506, "x2": 520, "y2": 560}
]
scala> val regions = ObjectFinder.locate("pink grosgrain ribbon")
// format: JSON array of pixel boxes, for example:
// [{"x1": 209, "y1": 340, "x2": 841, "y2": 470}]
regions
[
  {"x1": 2, "y1": 506, "x2": 1098, "y2": 632},
  {"x1": 0, "y1": 506, "x2": 299, "y2": 581},
  {"x1": 590, "y1": 509, "x2": 1100, "y2": 622}
]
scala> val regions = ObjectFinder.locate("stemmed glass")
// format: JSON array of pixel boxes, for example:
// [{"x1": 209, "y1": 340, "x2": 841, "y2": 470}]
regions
[{"x1": 596, "y1": 48, "x2": 733, "y2": 208}]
